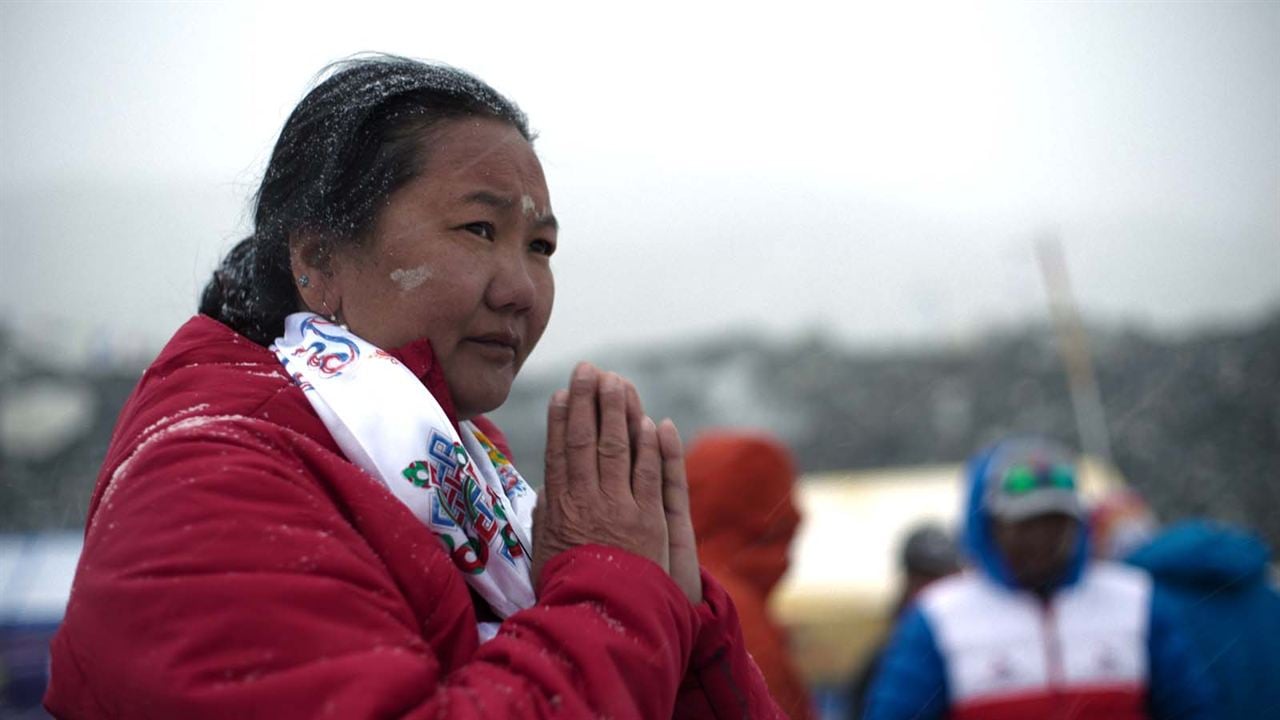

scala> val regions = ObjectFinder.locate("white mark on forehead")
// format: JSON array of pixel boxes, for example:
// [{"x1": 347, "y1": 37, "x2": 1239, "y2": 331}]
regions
[
  {"x1": 521, "y1": 195, "x2": 537, "y2": 216},
  {"x1": 390, "y1": 265, "x2": 432, "y2": 292}
]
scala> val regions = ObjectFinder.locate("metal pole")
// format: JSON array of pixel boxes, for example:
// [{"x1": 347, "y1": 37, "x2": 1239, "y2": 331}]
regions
[{"x1": 1036, "y1": 234, "x2": 1113, "y2": 464}]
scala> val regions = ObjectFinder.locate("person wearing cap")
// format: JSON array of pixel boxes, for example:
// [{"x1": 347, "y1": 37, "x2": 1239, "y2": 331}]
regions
[{"x1": 863, "y1": 437, "x2": 1215, "y2": 720}]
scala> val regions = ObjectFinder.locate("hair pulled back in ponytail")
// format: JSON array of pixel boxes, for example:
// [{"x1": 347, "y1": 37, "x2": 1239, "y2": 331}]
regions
[{"x1": 199, "y1": 54, "x2": 531, "y2": 345}]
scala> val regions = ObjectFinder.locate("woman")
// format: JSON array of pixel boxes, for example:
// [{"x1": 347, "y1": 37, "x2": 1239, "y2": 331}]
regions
[{"x1": 45, "y1": 55, "x2": 781, "y2": 719}]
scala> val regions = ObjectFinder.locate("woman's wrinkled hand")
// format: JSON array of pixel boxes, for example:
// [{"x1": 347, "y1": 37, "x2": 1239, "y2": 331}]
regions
[{"x1": 532, "y1": 362, "x2": 669, "y2": 587}]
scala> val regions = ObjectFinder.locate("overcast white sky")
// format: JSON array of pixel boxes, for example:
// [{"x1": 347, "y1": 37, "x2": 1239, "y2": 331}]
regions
[{"x1": 2, "y1": 1, "x2": 1277, "y2": 371}]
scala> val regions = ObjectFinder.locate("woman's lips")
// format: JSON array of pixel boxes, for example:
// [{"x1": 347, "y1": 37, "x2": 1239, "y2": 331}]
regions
[{"x1": 465, "y1": 333, "x2": 519, "y2": 360}]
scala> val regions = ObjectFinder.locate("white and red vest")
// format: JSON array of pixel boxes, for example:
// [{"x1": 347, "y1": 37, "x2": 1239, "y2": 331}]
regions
[{"x1": 919, "y1": 561, "x2": 1152, "y2": 720}]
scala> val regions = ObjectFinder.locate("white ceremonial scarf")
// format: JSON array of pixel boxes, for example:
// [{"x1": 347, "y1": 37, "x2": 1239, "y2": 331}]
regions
[{"x1": 271, "y1": 313, "x2": 536, "y2": 642}]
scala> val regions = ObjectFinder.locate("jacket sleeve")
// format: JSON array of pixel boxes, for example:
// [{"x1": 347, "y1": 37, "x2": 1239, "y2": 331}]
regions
[
  {"x1": 45, "y1": 418, "x2": 701, "y2": 720},
  {"x1": 863, "y1": 605, "x2": 949, "y2": 720},
  {"x1": 1146, "y1": 586, "x2": 1217, "y2": 720},
  {"x1": 673, "y1": 568, "x2": 789, "y2": 719}
]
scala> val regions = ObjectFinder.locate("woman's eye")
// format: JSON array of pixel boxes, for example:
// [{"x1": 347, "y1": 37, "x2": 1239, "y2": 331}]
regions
[
  {"x1": 463, "y1": 222, "x2": 496, "y2": 240},
  {"x1": 530, "y1": 238, "x2": 556, "y2": 257}
]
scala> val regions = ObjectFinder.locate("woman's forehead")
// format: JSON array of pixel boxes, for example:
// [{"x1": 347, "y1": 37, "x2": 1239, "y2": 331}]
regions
[{"x1": 425, "y1": 119, "x2": 544, "y2": 184}]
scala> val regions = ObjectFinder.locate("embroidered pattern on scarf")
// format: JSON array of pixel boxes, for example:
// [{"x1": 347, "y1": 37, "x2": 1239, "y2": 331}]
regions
[{"x1": 272, "y1": 313, "x2": 536, "y2": 640}]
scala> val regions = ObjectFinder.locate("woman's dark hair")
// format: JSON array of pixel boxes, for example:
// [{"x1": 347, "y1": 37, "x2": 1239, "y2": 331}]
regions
[{"x1": 199, "y1": 54, "x2": 532, "y2": 345}]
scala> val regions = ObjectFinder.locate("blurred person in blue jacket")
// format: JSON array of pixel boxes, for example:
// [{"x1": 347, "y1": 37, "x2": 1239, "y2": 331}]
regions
[
  {"x1": 864, "y1": 437, "x2": 1214, "y2": 720},
  {"x1": 1092, "y1": 492, "x2": 1280, "y2": 719},
  {"x1": 846, "y1": 523, "x2": 961, "y2": 719}
]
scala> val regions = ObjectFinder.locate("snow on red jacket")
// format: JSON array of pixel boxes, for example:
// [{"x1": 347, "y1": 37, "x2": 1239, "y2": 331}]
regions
[{"x1": 45, "y1": 315, "x2": 783, "y2": 719}]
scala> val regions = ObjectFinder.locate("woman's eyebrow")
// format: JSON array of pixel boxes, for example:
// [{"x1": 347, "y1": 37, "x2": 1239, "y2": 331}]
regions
[
  {"x1": 462, "y1": 190, "x2": 558, "y2": 231},
  {"x1": 462, "y1": 190, "x2": 515, "y2": 210}
]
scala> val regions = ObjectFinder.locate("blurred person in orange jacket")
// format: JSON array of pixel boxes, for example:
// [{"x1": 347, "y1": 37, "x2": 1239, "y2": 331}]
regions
[{"x1": 687, "y1": 430, "x2": 815, "y2": 720}]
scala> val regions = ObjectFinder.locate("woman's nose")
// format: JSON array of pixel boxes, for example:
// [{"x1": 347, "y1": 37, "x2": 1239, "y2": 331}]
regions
[{"x1": 485, "y1": 249, "x2": 537, "y2": 312}]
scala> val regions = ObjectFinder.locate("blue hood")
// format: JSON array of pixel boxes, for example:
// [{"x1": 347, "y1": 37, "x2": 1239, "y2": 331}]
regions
[
  {"x1": 1127, "y1": 519, "x2": 1271, "y2": 589},
  {"x1": 961, "y1": 439, "x2": 1089, "y2": 590}
]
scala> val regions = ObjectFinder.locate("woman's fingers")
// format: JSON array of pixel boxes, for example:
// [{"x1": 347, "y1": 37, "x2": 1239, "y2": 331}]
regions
[
  {"x1": 534, "y1": 362, "x2": 679, "y2": 586},
  {"x1": 632, "y1": 416, "x2": 662, "y2": 510},
  {"x1": 658, "y1": 419, "x2": 690, "y2": 518},
  {"x1": 659, "y1": 418, "x2": 703, "y2": 604},
  {"x1": 595, "y1": 372, "x2": 631, "y2": 499},
  {"x1": 542, "y1": 388, "x2": 570, "y2": 499},
  {"x1": 564, "y1": 362, "x2": 600, "y2": 491},
  {"x1": 634, "y1": 416, "x2": 667, "y2": 572},
  {"x1": 534, "y1": 388, "x2": 570, "y2": 586},
  {"x1": 624, "y1": 382, "x2": 645, "y2": 451}
]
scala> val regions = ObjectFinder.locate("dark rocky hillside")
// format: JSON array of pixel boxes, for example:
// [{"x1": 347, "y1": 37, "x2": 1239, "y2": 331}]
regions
[{"x1": 4, "y1": 311, "x2": 1277, "y2": 549}]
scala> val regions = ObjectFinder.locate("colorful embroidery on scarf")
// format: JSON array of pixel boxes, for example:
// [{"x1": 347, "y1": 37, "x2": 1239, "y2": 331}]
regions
[
  {"x1": 473, "y1": 429, "x2": 525, "y2": 494},
  {"x1": 290, "y1": 316, "x2": 359, "y2": 376},
  {"x1": 273, "y1": 312, "x2": 536, "y2": 633}
]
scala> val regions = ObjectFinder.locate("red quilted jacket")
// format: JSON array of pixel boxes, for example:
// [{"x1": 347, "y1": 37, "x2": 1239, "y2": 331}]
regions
[{"x1": 45, "y1": 315, "x2": 782, "y2": 719}]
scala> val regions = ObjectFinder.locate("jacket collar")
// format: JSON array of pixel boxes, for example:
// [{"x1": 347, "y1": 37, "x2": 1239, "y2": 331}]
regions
[{"x1": 186, "y1": 314, "x2": 463, "y2": 431}]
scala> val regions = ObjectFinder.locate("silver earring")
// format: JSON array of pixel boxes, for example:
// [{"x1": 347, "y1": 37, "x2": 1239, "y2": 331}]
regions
[
  {"x1": 298, "y1": 274, "x2": 310, "y2": 287},
  {"x1": 322, "y1": 301, "x2": 346, "y2": 329}
]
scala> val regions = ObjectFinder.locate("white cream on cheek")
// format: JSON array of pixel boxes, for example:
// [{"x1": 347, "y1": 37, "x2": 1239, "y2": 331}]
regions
[{"x1": 390, "y1": 264, "x2": 432, "y2": 291}]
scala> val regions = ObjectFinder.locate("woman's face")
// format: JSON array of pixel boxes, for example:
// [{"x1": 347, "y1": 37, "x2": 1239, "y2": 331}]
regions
[{"x1": 319, "y1": 117, "x2": 556, "y2": 419}]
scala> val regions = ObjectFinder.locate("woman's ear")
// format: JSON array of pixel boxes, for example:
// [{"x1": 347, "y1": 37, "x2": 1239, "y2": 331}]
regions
[{"x1": 288, "y1": 233, "x2": 339, "y2": 317}]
